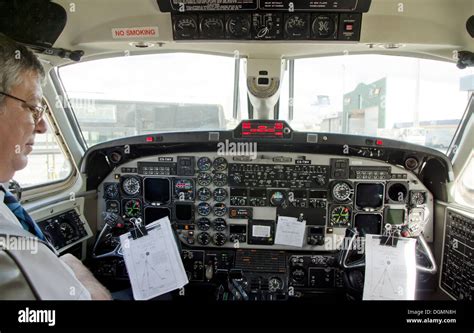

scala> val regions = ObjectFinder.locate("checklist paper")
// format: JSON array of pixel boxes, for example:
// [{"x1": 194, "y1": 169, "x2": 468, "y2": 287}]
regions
[
  {"x1": 363, "y1": 234, "x2": 417, "y2": 300},
  {"x1": 119, "y1": 217, "x2": 188, "y2": 300},
  {"x1": 275, "y1": 216, "x2": 306, "y2": 247}
]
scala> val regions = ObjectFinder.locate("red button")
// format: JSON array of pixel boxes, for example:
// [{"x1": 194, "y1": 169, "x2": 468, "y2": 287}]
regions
[{"x1": 345, "y1": 23, "x2": 353, "y2": 31}]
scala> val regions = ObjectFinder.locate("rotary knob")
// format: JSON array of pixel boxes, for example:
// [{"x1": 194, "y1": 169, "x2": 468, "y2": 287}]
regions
[
  {"x1": 316, "y1": 175, "x2": 326, "y2": 186},
  {"x1": 231, "y1": 174, "x2": 242, "y2": 184}
]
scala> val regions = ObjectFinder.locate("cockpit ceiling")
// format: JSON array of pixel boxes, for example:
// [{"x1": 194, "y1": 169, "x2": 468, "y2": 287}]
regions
[{"x1": 44, "y1": 0, "x2": 473, "y2": 65}]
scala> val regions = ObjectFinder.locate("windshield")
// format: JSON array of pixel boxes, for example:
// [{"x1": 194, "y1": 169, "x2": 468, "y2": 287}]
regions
[
  {"x1": 280, "y1": 54, "x2": 473, "y2": 154},
  {"x1": 59, "y1": 53, "x2": 472, "y2": 153},
  {"x1": 59, "y1": 53, "x2": 247, "y2": 147}
]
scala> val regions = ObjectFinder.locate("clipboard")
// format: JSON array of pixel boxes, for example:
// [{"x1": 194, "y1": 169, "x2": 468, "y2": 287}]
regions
[
  {"x1": 125, "y1": 217, "x2": 183, "y2": 252},
  {"x1": 376, "y1": 224, "x2": 403, "y2": 247},
  {"x1": 119, "y1": 216, "x2": 189, "y2": 300},
  {"x1": 129, "y1": 222, "x2": 149, "y2": 240}
]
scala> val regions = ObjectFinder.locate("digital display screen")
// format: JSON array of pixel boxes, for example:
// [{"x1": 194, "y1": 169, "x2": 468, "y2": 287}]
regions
[
  {"x1": 386, "y1": 208, "x2": 405, "y2": 225},
  {"x1": 239, "y1": 121, "x2": 290, "y2": 139},
  {"x1": 174, "y1": 179, "x2": 194, "y2": 200},
  {"x1": 309, "y1": 190, "x2": 327, "y2": 199},
  {"x1": 249, "y1": 189, "x2": 266, "y2": 197},
  {"x1": 248, "y1": 219, "x2": 275, "y2": 245},
  {"x1": 144, "y1": 207, "x2": 170, "y2": 225},
  {"x1": 230, "y1": 188, "x2": 248, "y2": 197},
  {"x1": 356, "y1": 183, "x2": 384, "y2": 209},
  {"x1": 354, "y1": 214, "x2": 382, "y2": 236},
  {"x1": 144, "y1": 178, "x2": 170, "y2": 203},
  {"x1": 230, "y1": 225, "x2": 247, "y2": 234},
  {"x1": 175, "y1": 202, "x2": 193, "y2": 221}
]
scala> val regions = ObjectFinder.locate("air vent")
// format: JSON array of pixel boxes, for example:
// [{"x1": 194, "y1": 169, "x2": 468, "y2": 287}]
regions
[
  {"x1": 404, "y1": 157, "x2": 419, "y2": 170},
  {"x1": 109, "y1": 151, "x2": 122, "y2": 164},
  {"x1": 235, "y1": 250, "x2": 286, "y2": 273}
]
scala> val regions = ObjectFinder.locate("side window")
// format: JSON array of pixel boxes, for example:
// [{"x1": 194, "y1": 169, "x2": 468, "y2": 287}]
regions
[
  {"x1": 13, "y1": 115, "x2": 73, "y2": 188},
  {"x1": 454, "y1": 152, "x2": 474, "y2": 207}
]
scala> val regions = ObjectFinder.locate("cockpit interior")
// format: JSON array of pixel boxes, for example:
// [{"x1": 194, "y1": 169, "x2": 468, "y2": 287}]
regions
[{"x1": 0, "y1": 0, "x2": 473, "y2": 318}]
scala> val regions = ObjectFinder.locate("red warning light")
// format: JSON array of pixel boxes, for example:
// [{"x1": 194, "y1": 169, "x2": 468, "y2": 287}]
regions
[
  {"x1": 375, "y1": 139, "x2": 383, "y2": 146},
  {"x1": 146, "y1": 136, "x2": 154, "y2": 142}
]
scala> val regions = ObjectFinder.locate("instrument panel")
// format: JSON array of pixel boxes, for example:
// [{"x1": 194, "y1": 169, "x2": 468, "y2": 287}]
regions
[
  {"x1": 171, "y1": 12, "x2": 361, "y2": 41},
  {"x1": 97, "y1": 152, "x2": 434, "y2": 253}
]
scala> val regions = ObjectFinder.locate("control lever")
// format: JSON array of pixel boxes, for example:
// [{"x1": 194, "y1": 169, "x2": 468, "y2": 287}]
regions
[
  {"x1": 92, "y1": 212, "x2": 124, "y2": 259},
  {"x1": 338, "y1": 228, "x2": 365, "y2": 269},
  {"x1": 339, "y1": 228, "x2": 437, "y2": 273},
  {"x1": 415, "y1": 234, "x2": 437, "y2": 274},
  {"x1": 227, "y1": 269, "x2": 249, "y2": 301}
]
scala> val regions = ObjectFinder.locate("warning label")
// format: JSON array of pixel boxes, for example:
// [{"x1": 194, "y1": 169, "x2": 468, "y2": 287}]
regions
[{"x1": 112, "y1": 26, "x2": 159, "y2": 39}]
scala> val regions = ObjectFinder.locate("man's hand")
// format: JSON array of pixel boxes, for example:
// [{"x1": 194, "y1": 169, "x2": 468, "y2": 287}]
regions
[{"x1": 60, "y1": 253, "x2": 112, "y2": 300}]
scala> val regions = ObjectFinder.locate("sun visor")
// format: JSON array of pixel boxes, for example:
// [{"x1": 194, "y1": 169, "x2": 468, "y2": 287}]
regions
[{"x1": 0, "y1": 0, "x2": 67, "y2": 48}]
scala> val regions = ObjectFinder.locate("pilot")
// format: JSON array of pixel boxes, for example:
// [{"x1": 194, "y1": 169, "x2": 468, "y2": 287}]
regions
[{"x1": 0, "y1": 36, "x2": 111, "y2": 300}]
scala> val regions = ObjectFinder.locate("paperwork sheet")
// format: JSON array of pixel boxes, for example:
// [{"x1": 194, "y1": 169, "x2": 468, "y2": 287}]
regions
[
  {"x1": 120, "y1": 217, "x2": 188, "y2": 300},
  {"x1": 363, "y1": 234, "x2": 417, "y2": 300},
  {"x1": 275, "y1": 216, "x2": 306, "y2": 248}
]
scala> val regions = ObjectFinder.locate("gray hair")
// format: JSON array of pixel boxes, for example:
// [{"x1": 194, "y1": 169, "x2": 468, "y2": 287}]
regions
[{"x1": 0, "y1": 35, "x2": 45, "y2": 105}]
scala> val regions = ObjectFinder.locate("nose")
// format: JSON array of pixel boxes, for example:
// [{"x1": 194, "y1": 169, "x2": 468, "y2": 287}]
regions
[{"x1": 34, "y1": 117, "x2": 48, "y2": 134}]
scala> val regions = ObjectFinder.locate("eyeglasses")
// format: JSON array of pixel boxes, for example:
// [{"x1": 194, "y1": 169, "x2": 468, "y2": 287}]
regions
[{"x1": 0, "y1": 91, "x2": 46, "y2": 124}]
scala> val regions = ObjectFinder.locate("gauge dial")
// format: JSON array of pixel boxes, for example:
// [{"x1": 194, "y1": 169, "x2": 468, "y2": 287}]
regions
[
  {"x1": 330, "y1": 206, "x2": 352, "y2": 227},
  {"x1": 332, "y1": 182, "x2": 353, "y2": 202},
  {"x1": 197, "y1": 187, "x2": 212, "y2": 201},
  {"x1": 104, "y1": 183, "x2": 119, "y2": 199},
  {"x1": 200, "y1": 16, "x2": 225, "y2": 38},
  {"x1": 213, "y1": 173, "x2": 228, "y2": 187},
  {"x1": 312, "y1": 15, "x2": 336, "y2": 39},
  {"x1": 270, "y1": 191, "x2": 286, "y2": 206},
  {"x1": 197, "y1": 217, "x2": 211, "y2": 231},
  {"x1": 252, "y1": 13, "x2": 282, "y2": 40},
  {"x1": 123, "y1": 199, "x2": 141, "y2": 218},
  {"x1": 213, "y1": 203, "x2": 227, "y2": 217},
  {"x1": 106, "y1": 200, "x2": 120, "y2": 214},
  {"x1": 226, "y1": 15, "x2": 251, "y2": 38},
  {"x1": 197, "y1": 232, "x2": 211, "y2": 245},
  {"x1": 174, "y1": 179, "x2": 194, "y2": 200},
  {"x1": 213, "y1": 157, "x2": 228, "y2": 171},
  {"x1": 122, "y1": 177, "x2": 141, "y2": 196},
  {"x1": 197, "y1": 172, "x2": 212, "y2": 186},
  {"x1": 197, "y1": 157, "x2": 212, "y2": 171},
  {"x1": 173, "y1": 15, "x2": 198, "y2": 39},
  {"x1": 268, "y1": 277, "x2": 283, "y2": 292},
  {"x1": 212, "y1": 218, "x2": 227, "y2": 231},
  {"x1": 212, "y1": 232, "x2": 227, "y2": 246},
  {"x1": 197, "y1": 202, "x2": 212, "y2": 216},
  {"x1": 213, "y1": 188, "x2": 228, "y2": 202},
  {"x1": 284, "y1": 14, "x2": 309, "y2": 38},
  {"x1": 59, "y1": 223, "x2": 75, "y2": 240}
]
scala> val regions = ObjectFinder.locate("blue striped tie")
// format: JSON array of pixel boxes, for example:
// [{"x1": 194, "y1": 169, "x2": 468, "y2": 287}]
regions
[{"x1": 1, "y1": 188, "x2": 46, "y2": 241}]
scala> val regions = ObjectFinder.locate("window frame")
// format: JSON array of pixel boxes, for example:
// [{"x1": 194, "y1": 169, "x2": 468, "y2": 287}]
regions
[{"x1": 14, "y1": 96, "x2": 77, "y2": 195}]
